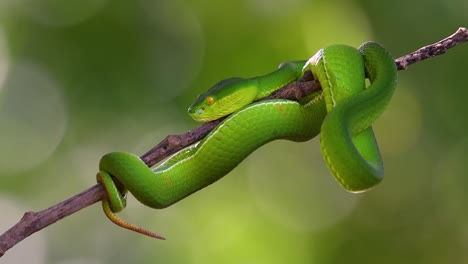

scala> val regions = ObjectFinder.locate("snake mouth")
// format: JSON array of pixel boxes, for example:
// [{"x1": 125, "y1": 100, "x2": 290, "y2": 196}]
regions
[
  {"x1": 187, "y1": 104, "x2": 197, "y2": 114},
  {"x1": 188, "y1": 106, "x2": 201, "y2": 115},
  {"x1": 188, "y1": 107, "x2": 217, "y2": 122},
  {"x1": 188, "y1": 106, "x2": 205, "y2": 119}
]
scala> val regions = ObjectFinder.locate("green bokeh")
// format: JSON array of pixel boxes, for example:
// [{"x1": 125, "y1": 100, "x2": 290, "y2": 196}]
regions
[{"x1": 0, "y1": 0, "x2": 467, "y2": 263}]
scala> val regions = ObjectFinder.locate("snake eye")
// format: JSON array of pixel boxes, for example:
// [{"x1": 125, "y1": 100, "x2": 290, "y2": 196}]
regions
[{"x1": 205, "y1": 96, "x2": 215, "y2": 106}]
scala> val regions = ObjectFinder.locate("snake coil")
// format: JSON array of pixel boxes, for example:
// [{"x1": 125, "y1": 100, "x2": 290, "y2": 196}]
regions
[{"x1": 96, "y1": 41, "x2": 397, "y2": 238}]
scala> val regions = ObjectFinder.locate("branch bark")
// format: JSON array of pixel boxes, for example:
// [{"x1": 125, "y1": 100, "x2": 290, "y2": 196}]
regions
[{"x1": 1, "y1": 27, "x2": 467, "y2": 257}]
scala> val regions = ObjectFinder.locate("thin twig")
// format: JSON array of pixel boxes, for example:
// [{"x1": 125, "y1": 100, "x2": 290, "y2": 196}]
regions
[
  {"x1": 395, "y1": 27, "x2": 468, "y2": 70},
  {"x1": 1, "y1": 27, "x2": 467, "y2": 257}
]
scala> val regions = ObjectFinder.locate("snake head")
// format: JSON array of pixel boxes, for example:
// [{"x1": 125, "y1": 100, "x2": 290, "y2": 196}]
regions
[{"x1": 188, "y1": 77, "x2": 258, "y2": 122}]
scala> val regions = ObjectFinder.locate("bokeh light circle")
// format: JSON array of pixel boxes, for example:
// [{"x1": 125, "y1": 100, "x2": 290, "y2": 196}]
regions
[
  {"x1": 14, "y1": 0, "x2": 108, "y2": 27},
  {"x1": 53, "y1": 258, "x2": 103, "y2": 264},
  {"x1": 0, "y1": 62, "x2": 67, "y2": 175},
  {"x1": 138, "y1": 0, "x2": 204, "y2": 100},
  {"x1": 247, "y1": 140, "x2": 359, "y2": 233},
  {"x1": 433, "y1": 137, "x2": 468, "y2": 226},
  {"x1": 0, "y1": 26, "x2": 10, "y2": 93},
  {"x1": 374, "y1": 86, "x2": 423, "y2": 157},
  {"x1": 247, "y1": 0, "x2": 305, "y2": 17},
  {"x1": 302, "y1": 1, "x2": 372, "y2": 53}
]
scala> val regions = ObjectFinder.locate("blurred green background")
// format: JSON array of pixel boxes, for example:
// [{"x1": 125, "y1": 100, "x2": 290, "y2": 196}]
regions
[{"x1": 0, "y1": 0, "x2": 467, "y2": 263}]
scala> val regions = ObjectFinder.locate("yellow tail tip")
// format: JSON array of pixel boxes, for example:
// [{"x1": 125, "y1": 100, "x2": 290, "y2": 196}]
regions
[{"x1": 102, "y1": 200, "x2": 166, "y2": 240}]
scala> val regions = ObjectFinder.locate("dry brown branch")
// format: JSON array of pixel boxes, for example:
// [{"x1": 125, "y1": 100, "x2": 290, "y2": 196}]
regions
[{"x1": 1, "y1": 27, "x2": 467, "y2": 257}]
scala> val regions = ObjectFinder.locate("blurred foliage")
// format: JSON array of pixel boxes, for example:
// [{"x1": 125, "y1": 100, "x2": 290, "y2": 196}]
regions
[{"x1": 0, "y1": 0, "x2": 467, "y2": 263}]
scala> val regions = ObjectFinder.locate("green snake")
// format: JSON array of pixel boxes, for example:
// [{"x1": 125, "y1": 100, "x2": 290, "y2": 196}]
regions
[{"x1": 96, "y1": 41, "x2": 397, "y2": 239}]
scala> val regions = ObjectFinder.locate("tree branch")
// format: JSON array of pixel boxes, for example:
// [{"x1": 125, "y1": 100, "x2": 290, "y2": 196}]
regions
[{"x1": 1, "y1": 27, "x2": 467, "y2": 257}]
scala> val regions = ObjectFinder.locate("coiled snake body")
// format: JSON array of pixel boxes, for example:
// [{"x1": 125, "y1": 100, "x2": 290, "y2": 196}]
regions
[{"x1": 96, "y1": 42, "x2": 397, "y2": 239}]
